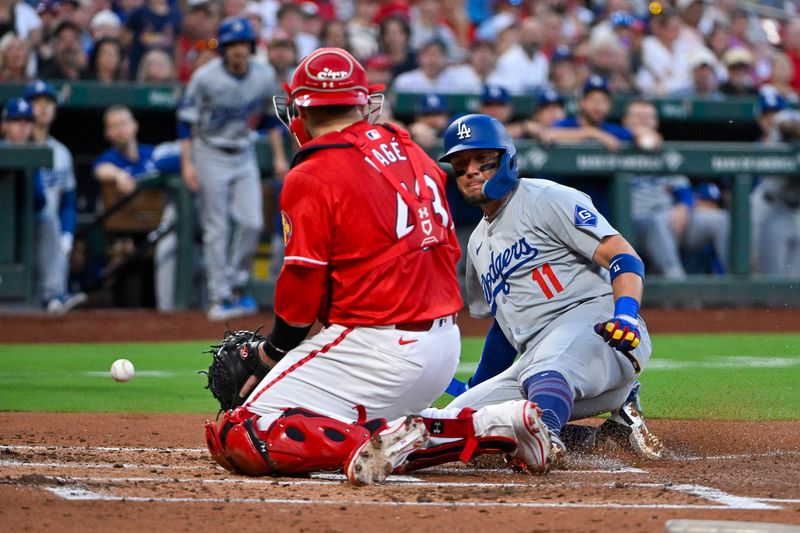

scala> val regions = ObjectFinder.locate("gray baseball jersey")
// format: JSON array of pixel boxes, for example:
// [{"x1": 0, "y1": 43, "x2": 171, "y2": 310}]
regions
[
  {"x1": 40, "y1": 137, "x2": 76, "y2": 220},
  {"x1": 452, "y1": 178, "x2": 652, "y2": 420},
  {"x1": 751, "y1": 108, "x2": 800, "y2": 276},
  {"x1": 177, "y1": 57, "x2": 276, "y2": 151},
  {"x1": 630, "y1": 175, "x2": 690, "y2": 216},
  {"x1": 465, "y1": 179, "x2": 617, "y2": 352},
  {"x1": 37, "y1": 136, "x2": 76, "y2": 301},
  {"x1": 760, "y1": 109, "x2": 800, "y2": 206}
]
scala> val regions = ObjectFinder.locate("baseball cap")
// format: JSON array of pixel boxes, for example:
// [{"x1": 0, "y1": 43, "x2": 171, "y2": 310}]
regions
[
  {"x1": 418, "y1": 93, "x2": 448, "y2": 115},
  {"x1": 758, "y1": 86, "x2": 788, "y2": 114},
  {"x1": 582, "y1": 75, "x2": 609, "y2": 97},
  {"x1": 481, "y1": 84, "x2": 511, "y2": 105},
  {"x1": 2, "y1": 98, "x2": 34, "y2": 121},
  {"x1": 23, "y1": 79, "x2": 57, "y2": 102},
  {"x1": 90, "y1": 9, "x2": 121, "y2": 30},
  {"x1": 695, "y1": 182, "x2": 721, "y2": 202},
  {"x1": 722, "y1": 47, "x2": 754, "y2": 68},
  {"x1": 687, "y1": 46, "x2": 718, "y2": 70},
  {"x1": 537, "y1": 88, "x2": 565, "y2": 108}
]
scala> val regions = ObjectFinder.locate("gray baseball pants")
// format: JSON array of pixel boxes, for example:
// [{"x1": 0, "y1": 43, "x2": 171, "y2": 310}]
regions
[{"x1": 193, "y1": 141, "x2": 263, "y2": 303}]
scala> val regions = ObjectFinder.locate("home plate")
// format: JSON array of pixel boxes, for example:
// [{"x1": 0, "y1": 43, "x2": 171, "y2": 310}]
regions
[{"x1": 665, "y1": 520, "x2": 800, "y2": 532}]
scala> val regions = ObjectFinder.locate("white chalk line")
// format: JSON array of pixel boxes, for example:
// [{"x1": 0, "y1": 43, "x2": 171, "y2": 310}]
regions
[
  {"x1": 46, "y1": 474, "x2": 788, "y2": 510},
  {"x1": 0, "y1": 459, "x2": 205, "y2": 471},
  {"x1": 8, "y1": 445, "x2": 799, "y2": 463},
  {"x1": 429, "y1": 466, "x2": 646, "y2": 475},
  {"x1": 0, "y1": 458, "x2": 645, "y2": 475},
  {"x1": 679, "y1": 450, "x2": 800, "y2": 461},
  {"x1": 3, "y1": 445, "x2": 205, "y2": 453},
  {"x1": 4, "y1": 446, "x2": 795, "y2": 510},
  {"x1": 24, "y1": 474, "x2": 670, "y2": 489},
  {"x1": 456, "y1": 355, "x2": 800, "y2": 374},
  {"x1": 41, "y1": 486, "x2": 758, "y2": 511},
  {"x1": 670, "y1": 484, "x2": 781, "y2": 510}
]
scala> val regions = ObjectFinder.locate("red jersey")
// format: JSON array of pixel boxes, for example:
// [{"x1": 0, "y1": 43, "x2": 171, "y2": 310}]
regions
[{"x1": 279, "y1": 121, "x2": 462, "y2": 326}]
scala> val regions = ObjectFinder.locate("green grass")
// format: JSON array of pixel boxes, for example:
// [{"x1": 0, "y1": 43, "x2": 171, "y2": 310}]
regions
[
  {"x1": 1, "y1": 333, "x2": 799, "y2": 419},
  {"x1": 0, "y1": 341, "x2": 217, "y2": 413}
]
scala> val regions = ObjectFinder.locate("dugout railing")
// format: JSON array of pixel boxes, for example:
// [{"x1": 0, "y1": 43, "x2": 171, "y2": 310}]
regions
[{"x1": 0, "y1": 146, "x2": 53, "y2": 302}]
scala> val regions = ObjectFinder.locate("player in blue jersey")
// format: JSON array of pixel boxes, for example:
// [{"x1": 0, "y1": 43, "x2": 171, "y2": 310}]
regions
[{"x1": 94, "y1": 105, "x2": 184, "y2": 311}]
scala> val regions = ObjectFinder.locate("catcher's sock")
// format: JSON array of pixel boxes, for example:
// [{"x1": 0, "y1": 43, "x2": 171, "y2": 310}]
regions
[{"x1": 523, "y1": 371, "x2": 573, "y2": 437}]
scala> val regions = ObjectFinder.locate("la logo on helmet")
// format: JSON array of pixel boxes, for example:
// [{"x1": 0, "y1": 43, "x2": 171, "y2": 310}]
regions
[{"x1": 456, "y1": 121, "x2": 471, "y2": 140}]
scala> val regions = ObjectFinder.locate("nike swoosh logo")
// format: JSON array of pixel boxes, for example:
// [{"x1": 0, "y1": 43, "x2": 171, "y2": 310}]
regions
[
  {"x1": 476, "y1": 242, "x2": 483, "y2": 255},
  {"x1": 398, "y1": 337, "x2": 418, "y2": 345}
]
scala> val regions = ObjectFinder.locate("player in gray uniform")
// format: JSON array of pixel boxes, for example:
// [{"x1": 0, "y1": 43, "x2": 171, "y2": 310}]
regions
[
  {"x1": 624, "y1": 99, "x2": 729, "y2": 278},
  {"x1": 751, "y1": 92, "x2": 800, "y2": 278},
  {"x1": 25, "y1": 80, "x2": 87, "y2": 313},
  {"x1": 439, "y1": 114, "x2": 663, "y2": 463},
  {"x1": 178, "y1": 16, "x2": 277, "y2": 320}
]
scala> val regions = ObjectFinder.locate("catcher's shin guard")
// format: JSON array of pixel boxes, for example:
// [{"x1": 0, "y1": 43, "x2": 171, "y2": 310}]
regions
[
  {"x1": 396, "y1": 407, "x2": 518, "y2": 473},
  {"x1": 205, "y1": 407, "x2": 378, "y2": 476},
  {"x1": 205, "y1": 407, "x2": 251, "y2": 473},
  {"x1": 399, "y1": 401, "x2": 552, "y2": 474}
]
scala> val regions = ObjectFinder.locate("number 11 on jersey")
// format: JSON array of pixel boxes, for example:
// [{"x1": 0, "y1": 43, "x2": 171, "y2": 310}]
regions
[{"x1": 532, "y1": 263, "x2": 564, "y2": 300}]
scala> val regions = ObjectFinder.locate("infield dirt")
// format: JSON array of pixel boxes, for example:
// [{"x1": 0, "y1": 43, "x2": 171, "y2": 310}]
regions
[{"x1": 1, "y1": 308, "x2": 799, "y2": 532}]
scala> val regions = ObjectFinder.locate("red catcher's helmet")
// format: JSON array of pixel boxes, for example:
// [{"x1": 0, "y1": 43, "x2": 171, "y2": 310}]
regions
[
  {"x1": 274, "y1": 47, "x2": 385, "y2": 145},
  {"x1": 284, "y1": 47, "x2": 384, "y2": 107}
]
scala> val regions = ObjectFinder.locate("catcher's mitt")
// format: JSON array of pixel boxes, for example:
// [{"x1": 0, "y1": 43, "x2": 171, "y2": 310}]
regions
[{"x1": 202, "y1": 328, "x2": 269, "y2": 413}]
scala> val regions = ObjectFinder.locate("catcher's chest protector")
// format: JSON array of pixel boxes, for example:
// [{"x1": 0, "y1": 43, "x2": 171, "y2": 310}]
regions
[{"x1": 206, "y1": 407, "x2": 379, "y2": 476}]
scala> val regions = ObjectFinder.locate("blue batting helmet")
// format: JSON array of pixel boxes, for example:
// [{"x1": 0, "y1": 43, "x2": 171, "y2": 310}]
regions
[
  {"x1": 439, "y1": 113, "x2": 519, "y2": 200},
  {"x1": 217, "y1": 17, "x2": 256, "y2": 49}
]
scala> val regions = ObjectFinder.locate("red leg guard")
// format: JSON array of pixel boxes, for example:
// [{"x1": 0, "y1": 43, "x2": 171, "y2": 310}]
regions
[
  {"x1": 395, "y1": 408, "x2": 516, "y2": 473},
  {"x1": 204, "y1": 408, "x2": 251, "y2": 474},
  {"x1": 397, "y1": 437, "x2": 517, "y2": 474},
  {"x1": 205, "y1": 407, "x2": 382, "y2": 476}
]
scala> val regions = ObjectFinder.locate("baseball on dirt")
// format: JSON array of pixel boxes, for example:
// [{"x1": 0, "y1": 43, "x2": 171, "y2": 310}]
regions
[{"x1": 110, "y1": 359, "x2": 135, "y2": 382}]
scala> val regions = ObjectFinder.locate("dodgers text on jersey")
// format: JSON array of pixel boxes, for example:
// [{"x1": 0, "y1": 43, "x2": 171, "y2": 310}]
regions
[{"x1": 479, "y1": 236, "x2": 539, "y2": 314}]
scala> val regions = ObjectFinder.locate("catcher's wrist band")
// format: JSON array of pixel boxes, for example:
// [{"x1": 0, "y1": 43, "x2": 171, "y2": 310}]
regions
[
  {"x1": 608, "y1": 253, "x2": 645, "y2": 283},
  {"x1": 268, "y1": 314, "x2": 313, "y2": 355},
  {"x1": 252, "y1": 341, "x2": 273, "y2": 380},
  {"x1": 262, "y1": 338, "x2": 287, "y2": 364}
]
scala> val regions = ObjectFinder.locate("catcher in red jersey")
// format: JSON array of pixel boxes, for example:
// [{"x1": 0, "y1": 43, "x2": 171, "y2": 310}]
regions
[{"x1": 204, "y1": 48, "x2": 556, "y2": 484}]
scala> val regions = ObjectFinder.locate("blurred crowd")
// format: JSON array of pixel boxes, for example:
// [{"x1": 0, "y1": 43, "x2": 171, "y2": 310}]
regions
[{"x1": 0, "y1": 0, "x2": 799, "y2": 99}]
